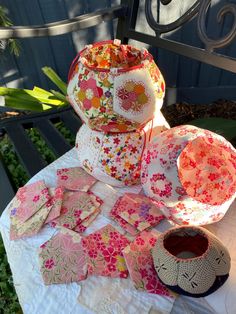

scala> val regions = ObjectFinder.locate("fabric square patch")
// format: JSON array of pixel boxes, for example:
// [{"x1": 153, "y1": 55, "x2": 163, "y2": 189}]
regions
[
  {"x1": 10, "y1": 196, "x2": 52, "y2": 240},
  {"x1": 74, "y1": 208, "x2": 101, "y2": 233},
  {"x1": 122, "y1": 230, "x2": 171, "y2": 296},
  {"x1": 74, "y1": 192, "x2": 103, "y2": 233},
  {"x1": 13, "y1": 180, "x2": 50, "y2": 223},
  {"x1": 56, "y1": 167, "x2": 97, "y2": 191},
  {"x1": 82, "y1": 224, "x2": 130, "y2": 278},
  {"x1": 44, "y1": 187, "x2": 64, "y2": 224},
  {"x1": 109, "y1": 197, "x2": 139, "y2": 236},
  {"x1": 38, "y1": 227, "x2": 87, "y2": 284},
  {"x1": 117, "y1": 193, "x2": 165, "y2": 231},
  {"x1": 50, "y1": 191, "x2": 97, "y2": 230}
]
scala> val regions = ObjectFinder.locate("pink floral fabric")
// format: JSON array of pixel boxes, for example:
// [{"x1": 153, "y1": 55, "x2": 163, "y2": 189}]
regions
[
  {"x1": 56, "y1": 167, "x2": 96, "y2": 191},
  {"x1": 122, "y1": 230, "x2": 172, "y2": 296},
  {"x1": 178, "y1": 136, "x2": 236, "y2": 206},
  {"x1": 13, "y1": 180, "x2": 50, "y2": 223},
  {"x1": 82, "y1": 224, "x2": 130, "y2": 278},
  {"x1": 67, "y1": 40, "x2": 165, "y2": 133},
  {"x1": 109, "y1": 197, "x2": 139, "y2": 236},
  {"x1": 117, "y1": 193, "x2": 165, "y2": 231},
  {"x1": 73, "y1": 192, "x2": 103, "y2": 233},
  {"x1": 50, "y1": 191, "x2": 97, "y2": 230},
  {"x1": 39, "y1": 227, "x2": 87, "y2": 284},
  {"x1": 141, "y1": 125, "x2": 236, "y2": 226},
  {"x1": 76, "y1": 123, "x2": 148, "y2": 187},
  {"x1": 74, "y1": 208, "x2": 101, "y2": 233},
  {"x1": 10, "y1": 196, "x2": 52, "y2": 240},
  {"x1": 44, "y1": 187, "x2": 64, "y2": 224}
]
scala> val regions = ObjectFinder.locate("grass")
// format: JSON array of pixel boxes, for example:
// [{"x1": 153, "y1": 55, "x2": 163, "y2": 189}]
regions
[{"x1": 0, "y1": 121, "x2": 75, "y2": 313}]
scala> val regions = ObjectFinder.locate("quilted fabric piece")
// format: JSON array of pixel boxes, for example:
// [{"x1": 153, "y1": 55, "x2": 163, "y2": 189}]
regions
[
  {"x1": 122, "y1": 230, "x2": 172, "y2": 296},
  {"x1": 75, "y1": 123, "x2": 147, "y2": 187},
  {"x1": 10, "y1": 196, "x2": 52, "y2": 240},
  {"x1": 82, "y1": 224, "x2": 130, "y2": 278},
  {"x1": 109, "y1": 197, "x2": 139, "y2": 236},
  {"x1": 13, "y1": 180, "x2": 50, "y2": 223},
  {"x1": 56, "y1": 167, "x2": 96, "y2": 191},
  {"x1": 67, "y1": 39, "x2": 165, "y2": 133},
  {"x1": 73, "y1": 192, "x2": 103, "y2": 233},
  {"x1": 50, "y1": 191, "x2": 97, "y2": 230},
  {"x1": 38, "y1": 227, "x2": 87, "y2": 284},
  {"x1": 141, "y1": 125, "x2": 236, "y2": 226},
  {"x1": 117, "y1": 193, "x2": 165, "y2": 231},
  {"x1": 74, "y1": 208, "x2": 101, "y2": 233},
  {"x1": 44, "y1": 187, "x2": 64, "y2": 224}
]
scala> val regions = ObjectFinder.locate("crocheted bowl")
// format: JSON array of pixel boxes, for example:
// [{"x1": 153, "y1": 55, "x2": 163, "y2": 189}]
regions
[
  {"x1": 67, "y1": 39, "x2": 165, "y2": 133},
  {"x1": 75, "y1": 113, "x2": 169, "y2": 187},
  {"x1": 152, "y1": 226, "x2": 231, "y2": 297},
  {"x1": 141, "y1": 125, "x2": 236, "y2": 226}
]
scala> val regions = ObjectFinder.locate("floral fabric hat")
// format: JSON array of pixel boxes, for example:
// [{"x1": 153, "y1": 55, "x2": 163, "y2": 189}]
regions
[
  {"x1": 67, "y1": 39, "x2": 165, "y2": 133},
  {"x1": 141, "y1": 125, "x2": 236, "y2": 226},
  {"x1": 75, "y1": 114, "x2": 169, "y2": 187}
]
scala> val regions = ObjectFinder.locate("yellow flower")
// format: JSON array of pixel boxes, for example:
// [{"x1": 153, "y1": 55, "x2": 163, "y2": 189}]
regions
[
  {"x1": 77, "y1": 90, "x2": 86, "y2": 101},
  {"x1": 104, "y1": 165, "x2": 111, "y2": 174},
  {"x1": 101, "y1": 234, "x2": 110, "y2": 243},
  {"x1": 116, "y1": 256, "x2": 127, "y2": 272}
]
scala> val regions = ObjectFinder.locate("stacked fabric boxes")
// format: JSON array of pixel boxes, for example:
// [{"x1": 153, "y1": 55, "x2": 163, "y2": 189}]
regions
[{"x1": 67, "y1": 39, "x2": 169, "y2": 186}]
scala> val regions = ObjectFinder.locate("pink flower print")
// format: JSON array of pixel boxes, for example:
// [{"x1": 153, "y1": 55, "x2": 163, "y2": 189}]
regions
[
  {"x1": 107, "y1": 263, "x2": 116, "y2": 272},
  {"x1": 88, "y1": 249, "x2": 98, "y2": 259},
  {"x1": 118, "y1": 87, "x2": 129, "y2": 100},
  {"x1": 136, "y1": 237, "x2": 145, "y2": 246},
  {"x1": 127, "y1": 208, "x2": 136, "y2": 215},
  {"x1": 41, "y1": 188, "x2": 48, "y2": 194},
  {"x1": 149, "y1": 237, "x2": 157, "y2": 247},
  {"x1": 102, "y1": 247, "x2": 118, "y2": 264},
  {"x1": 92, "y1": 233, "x2": 102, "y2": 242},
  {"x1": 122, "y1": 100, "x2": 132, "y2": 111},
  {"x1": 33, "y1": 195, "x2": 40, "y2": 202},
  {"x1": 74, "y1": 209, "x2": 82, "y2": 217},
  {"x1": 109, "y1": 231, "x2": 119, "y2": 240},
  {"x1": 208, "y1": 173, "x2": 220, "y2": 181},
  {"x1": 63, "y1": 223, "x2": 70, "y2": 228},
  {"x1": 60, "y1": 175, "x2": 68, "y2": 180},
  {"x1": 77, "y1": 78, "x2": 103, "y2": 110},
  {"x1": 61, "y1": 206, "x2": 68, "y2": 214},
  {"x1": 44, "y1": 258, "x2": 55, "y2": 269},
  {"x1": 76, "y1": 218, "x2": 82, "y2": 225},
  {"x1": 113, "y1": 137, "x2": 120, "y2": 145}
]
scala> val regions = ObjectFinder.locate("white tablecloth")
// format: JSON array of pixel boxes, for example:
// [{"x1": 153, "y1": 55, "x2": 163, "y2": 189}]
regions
[{"x1": 0, "y1": 148, "x2": 235, "y2": 314}]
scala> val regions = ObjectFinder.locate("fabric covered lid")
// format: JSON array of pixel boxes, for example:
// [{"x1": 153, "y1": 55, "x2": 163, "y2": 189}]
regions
[
  {"x1": 152, "y1": 226, "x2": 231, "y2": 297},
  {"x1": 141, "y1": 125, "x2": 236, "y2": 225},
  {"x1": 67, "y1": 39, "x2": 165, "y2": 133},
  {"x1": 75, "y1": 111, "x2": 170, "y2": 187}
]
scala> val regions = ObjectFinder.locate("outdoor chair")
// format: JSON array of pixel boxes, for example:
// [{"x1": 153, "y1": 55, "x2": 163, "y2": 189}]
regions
[{"x1": 0, "y1": 0, "x2": 236, "y2": 213}]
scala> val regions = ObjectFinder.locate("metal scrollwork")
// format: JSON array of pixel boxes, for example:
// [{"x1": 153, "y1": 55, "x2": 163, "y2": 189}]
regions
[
  {"x1": 145, "y1": 0, "x2": 236, "y2": 51},
  {"x1": 145, "y1": 0, "x2": 202, "y2": 34},
  {"x1": 197, "y1": 0, "x2": 236, "y2": 51}
]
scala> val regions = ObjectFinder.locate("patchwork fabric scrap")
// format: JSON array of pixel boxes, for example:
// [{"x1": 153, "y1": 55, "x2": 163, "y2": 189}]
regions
[
  {"x1": 74, "y1": 192, "x2": 103, "y2": 233},
  {"x1": 109, "y1": 197, "x2": 139, "y2": 236},
  {"x1": 56, "y1": 167, "x2": 97, "y2": 191},
  {"x1": 122, "y1": 230, "x2": 172, "y2": 296},
  {"x1": 12, "y1": 180, "x2": 50, "y2": 223},
  {"x1": 74, "y1": 208, "x2": 101, "y2": 233},
  {"x1": 39, "y1": 227, "x2": 87, "y2": 284},
  {"x1": 10, "y1": 196, "x2": 52, "y2": 240},
  {"x1": 82, "y1": 224, "x2": 130, "y2": 278},
  {"x1": 44, "y1": 187, "x2": 64, "y2": 224},
  {"x1": 117, "y1": 193, "x2": 165, "y2": 231},
  {"x1": 50, "y1": 191, "x2": 97, "y2": 230}
]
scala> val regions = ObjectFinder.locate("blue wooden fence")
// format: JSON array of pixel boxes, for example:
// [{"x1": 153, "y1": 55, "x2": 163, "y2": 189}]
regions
[{"x1": 1, "y1": 0, "x2": 236, "y2": 104}]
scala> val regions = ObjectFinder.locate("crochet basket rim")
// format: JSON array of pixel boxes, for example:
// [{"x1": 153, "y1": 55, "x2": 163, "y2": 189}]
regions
[{"x1": 159, "y1": 226, "x2": 211, "y2": 262}]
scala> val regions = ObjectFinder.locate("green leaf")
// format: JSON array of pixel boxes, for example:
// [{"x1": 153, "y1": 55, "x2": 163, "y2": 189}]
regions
[
  {"x1": 187, "y1": 118, "x2": 236, "y2": 141},
  {"x1": 42, "y1": 66, "x2": 67, "y2": 95}
]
